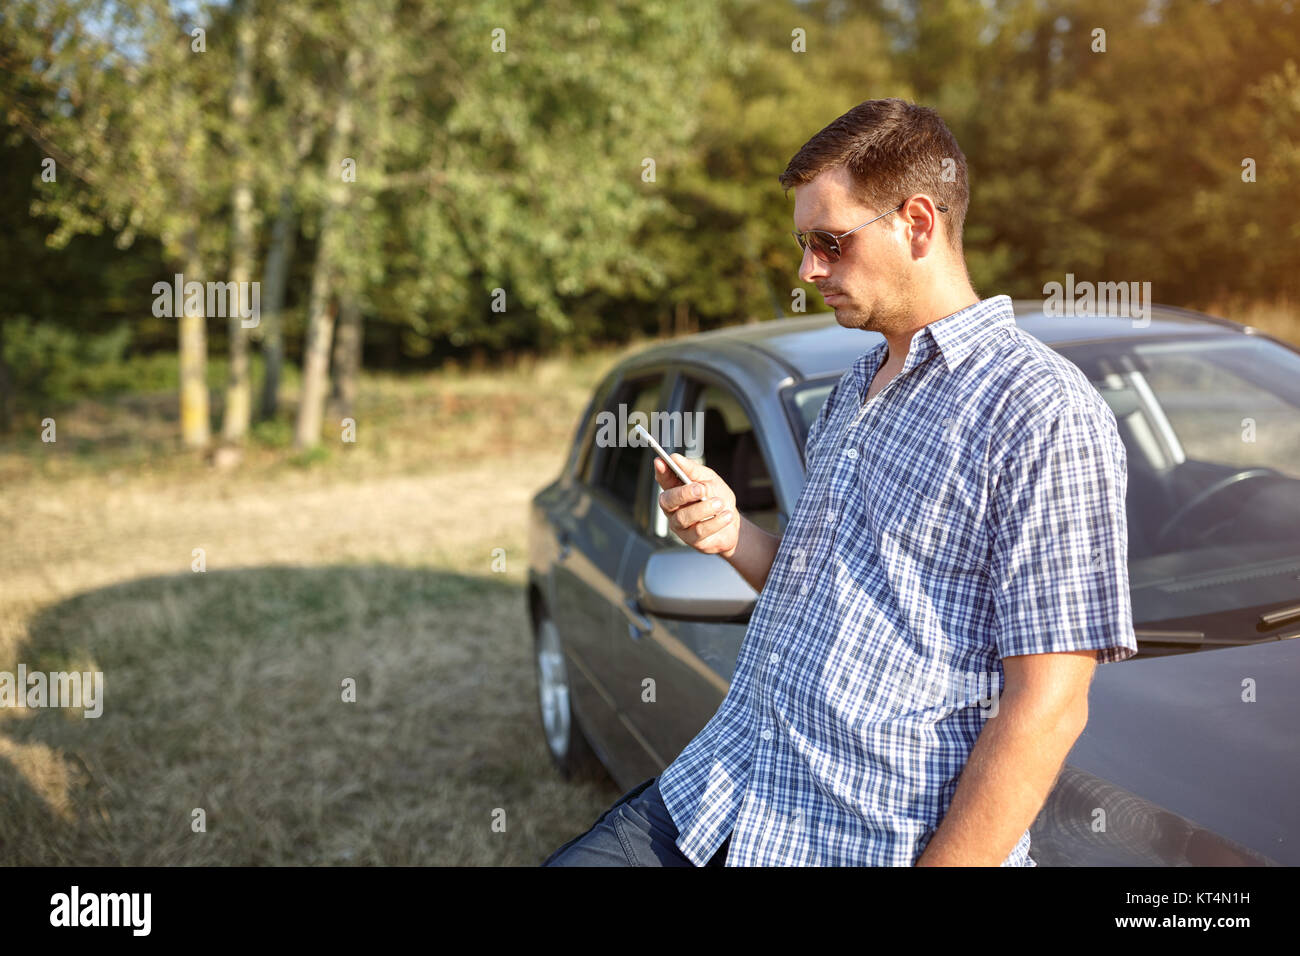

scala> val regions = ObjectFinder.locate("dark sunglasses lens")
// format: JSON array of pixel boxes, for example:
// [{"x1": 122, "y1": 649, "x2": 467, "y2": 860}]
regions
[
  {"x1": 808, "y1": 233, "x2": 838, "y2": 262},
  {"x1": 795, "y1": 231, "x2": 840, "y2": 262}
]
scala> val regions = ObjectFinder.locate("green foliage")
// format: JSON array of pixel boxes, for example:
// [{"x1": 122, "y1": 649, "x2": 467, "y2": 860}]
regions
[
  {"x1": 289, "y1": 444, "x2": 331, "y2": 468},
  {"x1": 251, "y1": 416, "x2": 294, "y2": 448},
  {"x1": 633, "y1": 0, "x2": 909, "y2": 326},
  {"x1": 1, "y1": 0, "x2": 1298, "y2": 398},
  {"x1": 1, "y1": 317, "x2": 135, "y2": 406}
]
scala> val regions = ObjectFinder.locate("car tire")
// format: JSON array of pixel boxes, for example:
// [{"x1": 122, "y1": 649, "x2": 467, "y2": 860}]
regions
[{"x1": 534, "y1": 612, "x2": 605, "y2": 782}]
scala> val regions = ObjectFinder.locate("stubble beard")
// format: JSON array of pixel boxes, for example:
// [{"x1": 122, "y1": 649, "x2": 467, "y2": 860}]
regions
[{"x1": 833, "y1": 274, "x2": 918, "y2": 339}]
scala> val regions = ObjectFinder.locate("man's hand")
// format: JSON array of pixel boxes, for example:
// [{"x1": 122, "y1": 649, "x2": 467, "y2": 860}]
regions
[
  {"x1": 654, "y1": 453, "x2": 740, "y2": 559},
  {"x1": 914, "y1": 649, "x2": 1097, "y2": 866}
]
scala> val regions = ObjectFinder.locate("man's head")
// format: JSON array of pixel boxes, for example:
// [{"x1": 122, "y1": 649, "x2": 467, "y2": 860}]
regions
[{"x1": 779, "y1": 98, "x2": 973, "y2": 336}]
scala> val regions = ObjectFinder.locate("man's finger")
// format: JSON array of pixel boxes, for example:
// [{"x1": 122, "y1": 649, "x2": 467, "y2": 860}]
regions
[
  {"x1": 693, "y1": 512, "x2": 735, "y2": 551},
  {"x1": 662, "y1": 479, "x2": 708, "y2": 511}
]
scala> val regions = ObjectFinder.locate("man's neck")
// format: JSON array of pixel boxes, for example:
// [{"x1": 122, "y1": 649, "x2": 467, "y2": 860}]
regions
[{"x1": 880, "y1": 284, "x2": 980, "y2": 368}]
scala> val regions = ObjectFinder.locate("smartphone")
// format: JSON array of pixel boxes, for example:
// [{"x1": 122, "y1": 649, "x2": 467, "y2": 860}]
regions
[{"x1": 631, "y1": 423, "x2": 693, "y2": 486}]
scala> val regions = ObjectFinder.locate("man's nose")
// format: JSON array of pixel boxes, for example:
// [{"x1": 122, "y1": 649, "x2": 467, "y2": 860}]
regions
[{"x1": 798, "y1": 245, "x2": 829, "y2": 284}]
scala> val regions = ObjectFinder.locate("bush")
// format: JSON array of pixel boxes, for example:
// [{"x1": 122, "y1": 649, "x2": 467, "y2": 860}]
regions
[
  {"x1": 251, "y1": 417, "x2": 294, "y2": 448},
  {"x1": 1, "y1": 316, "x2": 133, "y2": 408}
]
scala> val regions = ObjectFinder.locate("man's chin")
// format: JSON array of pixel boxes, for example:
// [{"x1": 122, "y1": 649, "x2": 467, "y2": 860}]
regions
[{"x1": 831, "y1": 305, "x2": 870, "y2": 329}]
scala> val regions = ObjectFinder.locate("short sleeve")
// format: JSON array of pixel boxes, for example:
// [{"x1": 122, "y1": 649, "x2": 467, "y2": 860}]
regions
[
  {"x1": 803, "y1": 379, "x2": 842, "y2": 468},
  {"x1": 986, "y1": 402, "x2": 1137, "y2": 664}
]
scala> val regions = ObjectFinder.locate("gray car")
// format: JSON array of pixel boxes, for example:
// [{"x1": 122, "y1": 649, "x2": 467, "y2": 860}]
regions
[{"x1": 526, "y1": 300, "x2": 1300, "y2": 865}]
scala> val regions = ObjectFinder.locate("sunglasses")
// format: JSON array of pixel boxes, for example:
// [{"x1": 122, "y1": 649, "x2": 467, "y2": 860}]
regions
[{"x1": 792, "y1": 200, "x2": 949, "y2": 263}]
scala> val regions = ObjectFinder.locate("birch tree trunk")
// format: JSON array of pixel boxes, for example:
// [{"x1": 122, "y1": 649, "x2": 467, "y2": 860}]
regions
[
  {"x1": 222, "y1": 0, "x2": 257, "y2": 443},
  {"x1": 180, "y1": 219, "x2": 211, "y2": 449},
  {"x1": 294, "y1": 208, "x2": 339, "y2": 450}
]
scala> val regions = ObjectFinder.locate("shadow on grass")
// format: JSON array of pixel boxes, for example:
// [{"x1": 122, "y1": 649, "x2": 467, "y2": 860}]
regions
[{"x1": 0, "y1": 564, "x2": 617, "y2": 866}]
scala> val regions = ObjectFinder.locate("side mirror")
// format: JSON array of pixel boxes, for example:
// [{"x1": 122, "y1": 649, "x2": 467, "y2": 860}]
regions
[{"x1": 637, "y1": 547, "x2": 758, "y2": 621}]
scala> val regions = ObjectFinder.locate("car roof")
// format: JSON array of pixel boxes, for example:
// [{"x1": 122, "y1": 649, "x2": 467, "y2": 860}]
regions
[{"x1": 629, "y1": 300, "x2": 1252, "y2": 383}]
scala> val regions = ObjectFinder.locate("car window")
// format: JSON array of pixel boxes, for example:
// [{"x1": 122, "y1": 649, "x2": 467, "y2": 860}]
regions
[
  {"x1": 591, "y1": 374, "x2": 664, "y2": 518},
  {"x1": 573, "y1": 375, "x2": 616, "y2": 485},
  {"x1": 1058, "y1": 334, "x2": 1300, "y2": 650},
  {"x1": 1128, "y1": 339, "x2": 1300, "y2": 478},
  {"x1": 654, "y1": 377, "x2": 781, "y2": 538}
]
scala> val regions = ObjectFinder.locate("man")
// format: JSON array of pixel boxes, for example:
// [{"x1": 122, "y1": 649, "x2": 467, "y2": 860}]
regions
[{"x1": 543, "y1": 97, "x2": 1135, "y2": 867}]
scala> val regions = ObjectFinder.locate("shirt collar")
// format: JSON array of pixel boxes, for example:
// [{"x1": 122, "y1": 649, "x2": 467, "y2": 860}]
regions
[{"x1": 850, "y1": 294, "x2": 1016, "y2": 403}]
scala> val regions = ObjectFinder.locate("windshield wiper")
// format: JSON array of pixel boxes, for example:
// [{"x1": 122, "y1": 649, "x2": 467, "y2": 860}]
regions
[
  {"x1": 1133, "y1": 629, "x2": 1249, "y2": 647},
  {"x1": 1258, "y1": 604, "x2": 1300, "y2": 632}
]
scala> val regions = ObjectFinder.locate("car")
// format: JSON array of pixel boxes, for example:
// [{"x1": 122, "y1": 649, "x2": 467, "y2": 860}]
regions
[{"x1": 526, "y1": 300, "x2": 1300, "y2": 865}]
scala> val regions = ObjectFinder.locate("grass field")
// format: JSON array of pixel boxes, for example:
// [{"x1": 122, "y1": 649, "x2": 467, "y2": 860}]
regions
[{"x1": 0, "y1": 337, "x2": 656, "y2": 865}]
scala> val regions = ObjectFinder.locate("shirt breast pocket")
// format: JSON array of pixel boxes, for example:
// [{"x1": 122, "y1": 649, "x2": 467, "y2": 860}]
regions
[{"x1": 876, "y1": 479, "x2": 987, "y2": 576}]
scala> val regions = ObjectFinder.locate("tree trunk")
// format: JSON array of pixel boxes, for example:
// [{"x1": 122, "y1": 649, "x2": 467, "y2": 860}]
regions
[
  {"x1": 330, "y1": 291, "x2": 363, "y2": 421},
  {"x1": 293, "y1": 50, "x2": 359, "y2": 450},
  {"x1": 222, "y1": 0, "x2": 256, "y2": 443},
  {"x1": 180, "y1": 222, "x2": 211, "y2": 449},
  {"x1": 294, "y1": 217, "x2": 339, "y2": 450},
  {"x1": 258, "y1": 186, "x2": 295, "y2": 421},
  {"x1": 259, "y1": 117, "x2": 314, "y2": 422}
]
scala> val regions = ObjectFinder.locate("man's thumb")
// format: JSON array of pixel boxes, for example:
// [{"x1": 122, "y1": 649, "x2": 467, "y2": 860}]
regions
[{"x1": 672, "y1": 453, "x2": 702, "y2": 479}]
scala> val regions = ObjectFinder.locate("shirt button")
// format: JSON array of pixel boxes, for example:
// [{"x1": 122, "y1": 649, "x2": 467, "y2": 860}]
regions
[
  {"x1": 760, "y1": 729, "x2": 773, "y2": 741},
  {"x1": 799, "y1": 584, "x2": 809, "y2": 596},
  {"x1": 824, "y1": 509, "x2": 835, "y2": 524},
  {"x1": 844, "y1": 448, "x2": 858, "y2": 459},
  {"x1": 769, "y1": 652, "x2": 779, "y2": 664}
]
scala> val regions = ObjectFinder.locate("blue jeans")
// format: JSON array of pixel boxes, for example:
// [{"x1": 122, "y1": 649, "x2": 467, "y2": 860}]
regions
[{"x1": 541, "y1": 776, "x2": 732, "y2": 867}]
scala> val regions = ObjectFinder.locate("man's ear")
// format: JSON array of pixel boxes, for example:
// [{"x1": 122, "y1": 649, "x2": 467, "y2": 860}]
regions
[{"x1": 902, "y1": 196, "x2": 944, "y2": 258}]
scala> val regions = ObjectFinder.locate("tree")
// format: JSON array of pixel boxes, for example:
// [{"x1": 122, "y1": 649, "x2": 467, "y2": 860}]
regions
[
  {"x1": 15, "y1": 0, "x2": 231, "y2": 449},
  {"x1": 221, "y1": 0, "x2": 258, "y2": 443},
  {"x1": 293, "y1": 43, "x2": 362, "y2": 450}
]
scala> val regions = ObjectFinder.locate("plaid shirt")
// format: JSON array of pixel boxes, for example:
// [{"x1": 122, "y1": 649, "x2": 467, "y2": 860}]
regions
[{"x1": 657, "y1": 293, "x2": 1137, "y2": 866}]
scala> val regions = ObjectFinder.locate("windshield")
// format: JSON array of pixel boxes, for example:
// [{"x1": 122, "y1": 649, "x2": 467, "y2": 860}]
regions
[{"x1": 788, "y1": 332, "x2": 1300, "y2": 651}]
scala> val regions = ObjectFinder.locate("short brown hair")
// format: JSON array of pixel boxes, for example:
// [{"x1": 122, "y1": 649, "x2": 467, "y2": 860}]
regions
[{"x1": 779, "y1": 98, "x2": 969, "y2": 252}]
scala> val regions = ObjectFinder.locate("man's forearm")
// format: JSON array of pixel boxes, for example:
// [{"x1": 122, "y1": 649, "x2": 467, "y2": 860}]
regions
[
  {"x1": 722, "y1": 513, "x2": 781, "y2": 593},
  {"x1": 914, "y1": 692, "x2": 1086, "y2": 866}
]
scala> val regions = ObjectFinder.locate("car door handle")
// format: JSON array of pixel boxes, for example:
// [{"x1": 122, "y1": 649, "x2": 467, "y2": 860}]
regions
[{"x1": 624, "y1": 597, "x2": 653, "y2": 642}]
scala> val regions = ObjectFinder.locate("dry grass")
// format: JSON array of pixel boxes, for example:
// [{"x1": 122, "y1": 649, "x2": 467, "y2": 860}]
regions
[
  {"x1": 0, "y1": 335, "x2": 662, "y2": 865},
  {"x1": 1200, "y1": 295, "x2": 1300, "y2": 348}
]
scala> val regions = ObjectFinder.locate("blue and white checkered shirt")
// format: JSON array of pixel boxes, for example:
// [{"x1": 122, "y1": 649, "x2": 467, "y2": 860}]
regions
[{"x1": 657, "y1": 293, "x2": 1137, "y2": 866}]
